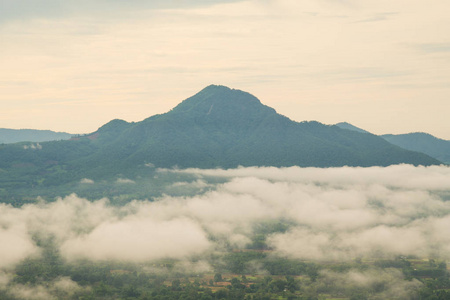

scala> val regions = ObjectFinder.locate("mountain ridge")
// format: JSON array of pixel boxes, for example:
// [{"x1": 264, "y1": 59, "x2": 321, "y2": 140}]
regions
[
  {"x1": 334, "y1": 122, "x2": 449, "y2": 164},
  {"x1": 65, "y1": 85, "x2": 440, "y2": 170},
  {"x1": 382, "y1": 132, "x2": 450, "y2": 164},
  {"x1": 0, "y1": 85, "x2": 441, "y2": 197},
  {"x1": 334, "y1": 122, "x2": 371, "y2": 134},
  {"x1": 0, "y1": 128, "x2": 73, "y2": 144}
]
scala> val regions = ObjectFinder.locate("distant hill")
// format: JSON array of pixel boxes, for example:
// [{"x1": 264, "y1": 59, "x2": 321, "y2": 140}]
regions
[
  {"x1": 335, "y1": 122, "x2": 449, "y2": 164},
  {"x1": 335, "y1": 122, "x2": 370, "y2": 134},
  {"x1": 0, "y1": 85, "x2": 441, "y2": 196},
  {"x1": 0, "y1": 128, "x2": 73, "y2": 144},
  {"x1": 382, "y1": 133, "x2": 450, "y2": 164}
]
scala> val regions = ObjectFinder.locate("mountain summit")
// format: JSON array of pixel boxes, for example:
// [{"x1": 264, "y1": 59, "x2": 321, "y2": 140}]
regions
[
  {"x1": 169, "y1": 85, "x2": 276, "y2": 120},
  {"x1": 65, "y1": 85, "x2": 441, "y2": 170},
  {"x1": 137, "y1": 85, "x2": 281, "y2": 132},
  {"x1": 0, "y1": 85, "x2": 441, "y2": 190}
]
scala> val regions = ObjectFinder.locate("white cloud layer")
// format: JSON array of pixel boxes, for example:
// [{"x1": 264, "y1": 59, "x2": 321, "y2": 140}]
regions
[
  {"x1": 5, "y1": 276, "x2": 88, "y2": 300},
  {"x1": 61, "y1": 217, "x2": 210, "y2": 261},
  {"x1": 319, "y1": 268, "x2": 422, "y2": 299},
  {"x1": 1, "y1": 165, "x2": 450, "y2": 269}
]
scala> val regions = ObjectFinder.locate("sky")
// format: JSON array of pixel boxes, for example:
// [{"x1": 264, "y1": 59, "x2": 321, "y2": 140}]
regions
[{"x1": 1, "y1": 0, "x2": 449, "y2": 139}]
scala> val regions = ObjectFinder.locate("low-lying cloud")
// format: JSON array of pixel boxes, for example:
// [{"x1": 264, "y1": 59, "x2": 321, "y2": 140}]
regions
[
  {"x1": 61, "y1": 217, "x2": 210, "y2": 261},
  {"x1": 318, "y1": 268, "x2": 422, "y2": 300},
  {"x1": 1, "y1": 276, "x2": 88, "y2": 300},
  {"x1": 1, "y1": 165, "x2": 450, "y2": 270}
]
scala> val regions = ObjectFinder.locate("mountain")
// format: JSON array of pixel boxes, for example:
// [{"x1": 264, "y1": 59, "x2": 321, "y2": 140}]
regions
[
  {"x1": 335, "y1": 122, "x2": 370, "y2": 134},
  {"x1": 0, "y1": 128, "x2": 73, "y2": 144},
  {"x1": 77, "y1": 85, "x2": 440, "y2": 168},
  {"x1": 382, "y1": 133, "x2": 450, "y2": 164},
  {"x1": 335, "y1": 122, "x2": 449, "y2": 164},
  {"x1": 0, "y1": 85, "x2": 441, "y2": 195}
]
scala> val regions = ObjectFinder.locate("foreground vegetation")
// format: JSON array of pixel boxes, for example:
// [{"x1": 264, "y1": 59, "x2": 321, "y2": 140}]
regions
[
  {"x1": 2, "y1": 164, "x2": 449, "y2": 299},
  {"x1": 0, "y1": 85, "x2": 441, "y2": 205},
  {"x1": 1, "y1": 235, "x2": 449, "y2": 300}
]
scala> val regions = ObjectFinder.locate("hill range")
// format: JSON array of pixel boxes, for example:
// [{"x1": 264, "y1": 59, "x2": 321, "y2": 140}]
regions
[
  {"x1": 0, "y1": 128, "x2": 72, "y2": 144},
  {"x1": 0, "y1": 85, "x2": 441, "y2": 197},
  {"x1": 335, "y1": 122, "x2": 450, "y2": 164}
]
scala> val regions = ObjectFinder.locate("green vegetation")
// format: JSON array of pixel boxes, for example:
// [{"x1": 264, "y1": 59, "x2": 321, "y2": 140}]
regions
[
  {"x1": 0, "y1": 86, "x2": 447, "y2": 299},
  {"x1": 0, "y1": 85, "x2": 441, "y2": 204},
  {"x1": 335, "y1": 122, "x2": 450, "y2": 165},
  {"x1": 2, "y1": 239, "x2": 449, "y2": 299},
  {"x1": 382, "y1": 133, "x2": 450, "y2": 164},
  {"x1": 0, "y1": 168, "x2": 223, "y2": 206},
  {"x1": 0, "y1": 128, "x2": 72, "y2": 144}
]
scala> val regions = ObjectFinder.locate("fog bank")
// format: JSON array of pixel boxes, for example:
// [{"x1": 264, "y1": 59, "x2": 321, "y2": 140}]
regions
[{"x1": 1, "y1": 165, "x2": 450, "y2": 269}]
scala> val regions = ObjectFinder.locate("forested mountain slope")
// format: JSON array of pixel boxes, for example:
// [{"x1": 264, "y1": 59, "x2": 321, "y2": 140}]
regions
[
  {"x1": 335, "y1": 122, "x2": 449, "y2": 164},
  {"x1": 0, "y1": 85, "x2": 441, "y2": 192},
  {"x1": 382, "y1": 133, "x2": 450, "y2": 164}
]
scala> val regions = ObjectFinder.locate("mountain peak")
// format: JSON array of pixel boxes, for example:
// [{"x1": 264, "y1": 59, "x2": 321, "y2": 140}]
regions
[
  {"x1": 201, "y1": 84, "x2": 233, "y2": 92},
  {"x1": 168, "y1": 85, "x2": 275, "y2": 122},
  {"x1": 97, "y1": 119, "x2": 130, "y2": 133},
  {"x1": 0, "y1": 85, "x2": 441, "y2": 196},
  {"x1": 335, "y1": 122, "x2": 370, "y2": 134}
]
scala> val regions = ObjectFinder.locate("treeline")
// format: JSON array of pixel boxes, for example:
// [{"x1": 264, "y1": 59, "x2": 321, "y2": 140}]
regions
[{"x1": 0, "y1": 169, "x2": 217, "y2": 207}]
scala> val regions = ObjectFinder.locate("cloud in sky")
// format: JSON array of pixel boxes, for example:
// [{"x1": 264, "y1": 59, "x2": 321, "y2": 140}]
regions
[
  {"x1": 414, "y1": 43, "x2": 450, "y2": 54},
  {"x1": 1, "y1": 165, "x2": 450, "y2": 271},
  {"x1": 352, "y1": 12, "x2": 398, "y2": 23},
  {"x1": 0, "y1": 0, "x2": 449, "y2": 138},
  {"x1": 0, "y1": 0, "x2": 244, "y2": 23}
]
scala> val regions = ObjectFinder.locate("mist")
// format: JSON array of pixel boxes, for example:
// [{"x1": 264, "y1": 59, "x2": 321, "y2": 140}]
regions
[
  {"x1": 2, "y1": 165, "x2": 450, "y2": 264},
  {"x1": 0, "y1": 164, "x2": 449, "y2": 298}
]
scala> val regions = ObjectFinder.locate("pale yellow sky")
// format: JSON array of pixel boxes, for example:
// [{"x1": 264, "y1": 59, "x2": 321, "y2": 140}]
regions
[{"x1": 1, "y1": 0, "x2": 449, "y2": 139}]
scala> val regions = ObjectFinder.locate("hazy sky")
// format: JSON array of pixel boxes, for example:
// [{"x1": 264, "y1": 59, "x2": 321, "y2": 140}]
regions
[{"x1": 1, "y1": 0, "x2": 449, "y2": 138}]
